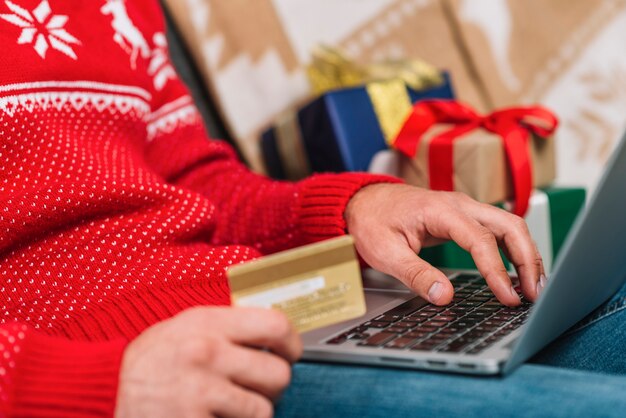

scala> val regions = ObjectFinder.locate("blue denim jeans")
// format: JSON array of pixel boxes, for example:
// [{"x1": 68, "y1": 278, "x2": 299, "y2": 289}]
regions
[{"x1": 276, "y1": 282, "x2": 626, "y2": 417}]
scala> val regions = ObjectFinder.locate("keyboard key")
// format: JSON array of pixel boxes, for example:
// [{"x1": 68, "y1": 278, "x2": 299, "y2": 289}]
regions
[
  {"x1": 405, "y1": 330, "x2": 431, "y2": 339},
  {"x1": 347, "y1": 333, "x2": 370, "y2": 340},
  {"x1": 358, "y1": 332, "x2": 397, "y2": 347},
  {"x1": 467, "y1": 342, "x2": 491, "y2": 354},
  {"x1": 457, "y1": 302, "x2": 480, "y2": 309},
  {"x1": 477, "y1": 306, "x2": 501, "y2": 312},
  {"x1": 411, "y1": 341, "x2": 439, "y2": 351},
  {"x1": 394, "y1": 321, "x2": 418, "y2": 328},
  {"x1": 484, "y1": 335, "x2": 503, "y2": 343},
  {"x1": 386, "y1": 337, "x2": 421, "y2": 349},
  {"x1": 426, "y1": 332, "x2": 451, "y2": 342},
  {"x1": 466, "y1": 311, "x2": 491, "y2": 319},
  {"x1": 438, "y1": 338, "x2": 472, "y2": 353},
  {"x1": 423, "y1": 320, "x2": 447, "y2": 328},
  {"x1": 326, "y1": 336, "x2": 347, "y2": 345},
  {"x1": 374, "y1": 314, "x2": 402, "y2": 323},
  {"x1": 404, "y1": 315, "x2": 428, "y2": 324},
  {"x1": 473, "y1": 325, "x2": 496, "y2": 333},
  {"x1": 364, "y1": 321, "x2": 391, "y2": 328},
  {"x1": 413, "y1": 325, "x2": 438, "y2": 333},
  {"x1": 423, "y1": 306, "x2": 446, "y2": 313},
  {"x1": 442, "y1": 325, "x2": 463, "y2": 334},
  {"x1": 464, "y1": 329, "x2": 489, "y2": 340},
  {"x1": 467, "y1": 296, "x2": 491, "y2": 302},
  {"x1": 346, "y1": 326, "x2": 369, "y2": 334},
  {"x1": 385, "y1": 297, "x2": 427, "y2": 317},
  {"x1": 492, "y1": 314, "x2": 514, "y2": 321},
  {"x1": 434, "y1": 328, "x2": 457, "y2": 337},
  {"x1": 385, "y1": 327, "x2": 409, "y2": 334},
  {"x1": 453, "y1": 320, "x2": 478, "y2": 329},
  {"x1": 411, "y1": 311, "x2": 437, "y2": 319},
  {"x1": 501, "y1": 308, "x2": 524, "y2": 315},
  {"x1": 449, "y1": 308, "x2": 469, "y2": 316},
  {"x1": 453, "y1": 274, "x2": 480, "y2": 283}
]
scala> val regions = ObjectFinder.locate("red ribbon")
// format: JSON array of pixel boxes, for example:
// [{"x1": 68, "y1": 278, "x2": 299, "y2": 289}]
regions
[{"x1": 392, "y1": 100, "x2": 558, "y2": 216}]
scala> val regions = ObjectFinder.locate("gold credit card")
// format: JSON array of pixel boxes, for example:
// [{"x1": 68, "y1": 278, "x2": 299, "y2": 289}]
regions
[{"x1": 227, "y1": 235, "x2": 366, "y2": 333}]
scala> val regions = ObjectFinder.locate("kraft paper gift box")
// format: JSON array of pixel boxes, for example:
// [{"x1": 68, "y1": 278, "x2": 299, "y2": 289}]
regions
[
  {"x1": 261, "y1": 73, "x2": 455, "y2": 180},
  {"x1": 398, "y1": 127, "x2": 556, "y2": 205},
  {"x1": 388, "y1": 100, "x2": 559, "y2": 216},
  {"x1": 419, "y1": 187, "x2": 586, "y2": 273}
]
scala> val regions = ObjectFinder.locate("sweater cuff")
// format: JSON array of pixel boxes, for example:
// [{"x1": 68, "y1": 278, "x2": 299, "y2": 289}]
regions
[
  {"x1": 13, "y1": 331, "x2": 127, "y2": 417},
  {"x1": 297, "y1": 172, "x2": 403, "y2": 242}
]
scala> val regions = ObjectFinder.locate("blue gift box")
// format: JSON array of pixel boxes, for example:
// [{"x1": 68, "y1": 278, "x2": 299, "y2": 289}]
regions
[{"x1": 262, "y1": 72, "x2": 455, "y2": 179}]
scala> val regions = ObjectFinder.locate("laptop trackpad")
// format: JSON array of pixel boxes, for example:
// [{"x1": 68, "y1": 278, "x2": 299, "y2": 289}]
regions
[
  {"x1": 301, "y1": 290, "x2": 415, "y2": 345},
  {"x1": 362, "y1": 269, "x2": 412, "y2": 292}
]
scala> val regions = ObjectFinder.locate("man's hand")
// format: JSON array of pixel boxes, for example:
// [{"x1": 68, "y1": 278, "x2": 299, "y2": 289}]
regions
[
  {"x1": 345, "y1": 183, "x2": 546, "y2": 307},
  {"x1": 115, "y1": 307, "x2": 302, "y2": 418}
]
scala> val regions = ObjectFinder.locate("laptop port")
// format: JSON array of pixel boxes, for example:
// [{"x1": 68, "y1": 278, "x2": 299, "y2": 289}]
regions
[
  {"x1": 426, "y1": 360, "x2": 447, "y2": 367},
  {"x1": 457, "y1": 363, "x2": 477, "y2": 370},
  {"x1": 379, "y1": 356, "x2": 415, "y2": 364}
]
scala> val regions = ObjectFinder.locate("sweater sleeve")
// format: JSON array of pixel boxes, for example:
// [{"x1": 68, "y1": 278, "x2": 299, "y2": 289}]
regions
[
  {"x1": 144, "y1": 121, "x2": 402, "y2": 254},
  {"x1": 0, "y1": 323, "x2": 126, "y2": 418},
  {"x1": 137, "y1": 1, "x2": 402, "y2": 254}
]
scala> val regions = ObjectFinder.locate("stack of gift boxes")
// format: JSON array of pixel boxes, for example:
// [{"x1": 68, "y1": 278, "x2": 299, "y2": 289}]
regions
[{"x1": 261, "y1": 49, "x2": 585, "y2": 273}]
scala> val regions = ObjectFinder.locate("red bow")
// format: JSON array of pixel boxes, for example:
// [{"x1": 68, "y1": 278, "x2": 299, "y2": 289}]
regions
[{"x1": 392, "y1": 100, "x2": 558, "y2": 216}]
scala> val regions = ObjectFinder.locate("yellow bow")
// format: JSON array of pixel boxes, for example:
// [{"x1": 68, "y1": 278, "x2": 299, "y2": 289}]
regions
[{"x1": 306, "y1": 45, "x2": 444, "y2": 96}]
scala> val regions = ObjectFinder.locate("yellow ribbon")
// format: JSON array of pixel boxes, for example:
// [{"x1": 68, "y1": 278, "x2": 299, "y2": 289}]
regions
[
  {"x1": 306, "y1": 45, "x2": 444, "y2": 96},
  {"x1": 306, "y1": 45, "x2": 443, "y2": 144},
  {"x1": 366, "y1": 79, "x2": 414, "y2": 145}
]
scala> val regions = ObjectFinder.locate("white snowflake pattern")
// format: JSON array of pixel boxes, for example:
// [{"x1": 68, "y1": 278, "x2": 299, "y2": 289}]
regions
[
  {"x1": 0, "y1": 0, "x2": 80, "y2": 60},
  {"x1": 147, "y1": 33, "x2": 176, "y2": 91}
]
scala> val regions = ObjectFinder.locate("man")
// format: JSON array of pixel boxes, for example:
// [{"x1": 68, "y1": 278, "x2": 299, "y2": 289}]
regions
[{"x1": 1, "y1": 1, "x2": 624, "y2": 417}]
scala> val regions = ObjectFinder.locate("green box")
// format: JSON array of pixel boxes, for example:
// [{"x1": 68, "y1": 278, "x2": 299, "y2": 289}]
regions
[{"x1": 419, "y1": 187, "x2": 586, "y2": 270}]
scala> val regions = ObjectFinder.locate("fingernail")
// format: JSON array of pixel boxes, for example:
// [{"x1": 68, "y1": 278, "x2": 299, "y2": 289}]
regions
[
  {"x1": 536, "y1": 274, "x2": 547, "y2": 297},
  {"x1": 428, "y1": 282, "x2": 443, "y2": 304},
  {"x1": 510, "y1": 285, "x2": 520, "y2": 301}
]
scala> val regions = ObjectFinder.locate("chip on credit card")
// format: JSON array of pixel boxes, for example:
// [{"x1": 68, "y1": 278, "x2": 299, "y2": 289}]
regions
[{"x1": 226, "y1": 235, "x2": 366, "y2": 333}]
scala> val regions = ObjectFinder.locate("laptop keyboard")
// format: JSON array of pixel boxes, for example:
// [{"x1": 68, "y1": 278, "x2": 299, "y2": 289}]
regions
[{"x1": 325, "y1": 273, "x2": 532, "y2": 355}]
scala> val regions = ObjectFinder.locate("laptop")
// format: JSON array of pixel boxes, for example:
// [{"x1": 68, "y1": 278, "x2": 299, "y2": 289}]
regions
[{"x1": 301, "y1": 130, "x2": 626, "y2": 375}]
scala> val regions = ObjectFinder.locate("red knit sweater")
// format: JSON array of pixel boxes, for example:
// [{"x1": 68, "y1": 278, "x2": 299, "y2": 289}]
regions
[{"x1": 0, "y1": 1, "x2": 397, "y2": 415}]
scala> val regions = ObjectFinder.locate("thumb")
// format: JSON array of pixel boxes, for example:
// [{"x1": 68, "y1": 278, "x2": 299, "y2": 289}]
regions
[{"x1": 372, "y1": 241, "x2": 454, "y2": 305}]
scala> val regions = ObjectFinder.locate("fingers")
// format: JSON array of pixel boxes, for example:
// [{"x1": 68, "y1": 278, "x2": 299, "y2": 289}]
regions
[
  {"x1": 187, "y1": 307, "x2": 303, "y2": 363},
  {"x1": 366, "y1": 235, "x2": 454, "y2": 305},
  {"x1": 214, "y1": 343, "x2": 292, "y2": 400},
  {"x1": 426, "y1": 205, "x2": 520, "y2": 306},
  {"x1": 464, "y1": 202, "x2": 545, "y2": 301},
  {"x1": 208, "y1": 378, "x2": 274, "y2": 418}
]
